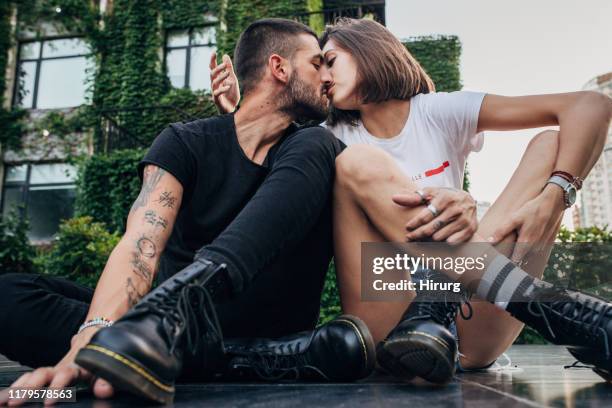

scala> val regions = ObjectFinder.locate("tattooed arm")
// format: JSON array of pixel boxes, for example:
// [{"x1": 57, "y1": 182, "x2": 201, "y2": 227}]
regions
[
  {"x1": 0, "y1": 165, "x2": 185, "y2": 400},
  {"x1": 83, "y1": 164, "x2": 183, "y2": 323}
]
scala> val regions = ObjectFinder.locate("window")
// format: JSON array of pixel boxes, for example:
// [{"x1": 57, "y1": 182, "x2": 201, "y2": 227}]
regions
[
  {"x1": 1, "y1": 163, "x2": 77, "y2": 242},
  {"x1": 165, "y1": 26, "x2": 216, "y2": 91},
  {"x1": 14, "y1": 37, "x2": 93, "y2": 109}
]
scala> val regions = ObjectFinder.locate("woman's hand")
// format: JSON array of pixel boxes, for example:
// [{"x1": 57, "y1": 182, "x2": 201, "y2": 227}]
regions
[
  {"x1": 393, "y1": 186, "x2": 478, "y2": 244},
  {"x1": 209, "y1": 52, "x2": 240, "y2": 114},
  {"x1": 0, "y1": 327, "x2": 114, "y2": 406},
  {"x1": 487, "y1": 183, "x2": 565, "y2": 264}
]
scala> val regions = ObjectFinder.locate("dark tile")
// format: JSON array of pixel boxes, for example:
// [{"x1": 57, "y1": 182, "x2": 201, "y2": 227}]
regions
[{"x1": 1, "y1": 346, "x2": 611, "y2": 407}]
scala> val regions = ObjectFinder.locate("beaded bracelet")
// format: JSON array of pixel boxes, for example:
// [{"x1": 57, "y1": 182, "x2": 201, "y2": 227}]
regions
[{"x1": 77, "y1": 317, "x2": 114, "y2": 334}]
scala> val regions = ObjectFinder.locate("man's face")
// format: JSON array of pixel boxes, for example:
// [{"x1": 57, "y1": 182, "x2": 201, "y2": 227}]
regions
[{"x1": 278, "y1": 34, "x2": 328, "y2": 121}]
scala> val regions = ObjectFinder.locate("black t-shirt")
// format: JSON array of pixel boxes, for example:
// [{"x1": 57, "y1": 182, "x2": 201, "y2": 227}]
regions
[{"x1": 137, "y1": 113, "x2": 298, "y2": 284}]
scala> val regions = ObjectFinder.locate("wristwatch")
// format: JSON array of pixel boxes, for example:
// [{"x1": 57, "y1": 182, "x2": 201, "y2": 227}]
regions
[{"x1": 545, "y1": 175, "x2": 577, "y2": 208}]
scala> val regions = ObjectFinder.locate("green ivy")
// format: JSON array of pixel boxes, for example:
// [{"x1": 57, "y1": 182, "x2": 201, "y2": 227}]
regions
[
  {"x1": 306, "y1": 0, "x2": 324, "y2": 35},
  {"x1": 74, "y1": 148, "x2": 145, "y2": 233},
  {"x1": 0, "y1": 2, "x2": 27, "y2": 150},
  {"x1": 318, "y1": 259, "x2": 342, "y2": 325},
  {"x1": 161, "y1": 0, "x2": 219, "y2": 29},
  {"x1": 91, "y1": 0, "x2": 169, "y2": 143},
  {"x1": 217, "y1": 0, "x2": 308, "y2": 57},
  {"x1": 404, "y1": 35, "x2": 462, "y2": 93}
]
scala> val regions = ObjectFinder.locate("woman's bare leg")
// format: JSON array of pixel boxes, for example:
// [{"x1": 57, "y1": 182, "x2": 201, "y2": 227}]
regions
[
  {"x1": 334, "y1": 145, "x2": 424, "y2": 343},
  {"x1": 456, "y1": 130, "x2": 563, "y2": 368}
]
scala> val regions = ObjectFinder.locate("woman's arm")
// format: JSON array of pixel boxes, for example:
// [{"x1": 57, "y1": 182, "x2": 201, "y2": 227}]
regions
[{"x1": 477, "y1": 91, "x2": 612, "y2": 179}]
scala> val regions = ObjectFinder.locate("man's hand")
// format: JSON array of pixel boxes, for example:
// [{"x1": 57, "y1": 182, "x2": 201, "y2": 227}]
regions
[
  {"x1": 0, "y1": 328, "x2": 114, "y2": 406},
  {"x1": 393, "y1": 187, "x2": 478, "y2": 244},
  {"x1": 487, "y1": 183, "x2": 565, "y2": 264},
  {"x1": 209, "y1": 52, "x2": 240, "y2": 114}
]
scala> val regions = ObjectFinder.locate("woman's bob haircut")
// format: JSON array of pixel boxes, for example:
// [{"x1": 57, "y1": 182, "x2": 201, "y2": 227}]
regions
[{"x1": 320, "y1": 18, "x2": 435, "y2": 126}]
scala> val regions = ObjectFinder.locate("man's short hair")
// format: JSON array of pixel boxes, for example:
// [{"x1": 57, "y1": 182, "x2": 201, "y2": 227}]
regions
[{"x1": 234, "y1": 18, "x2": 317, "y2": 96}]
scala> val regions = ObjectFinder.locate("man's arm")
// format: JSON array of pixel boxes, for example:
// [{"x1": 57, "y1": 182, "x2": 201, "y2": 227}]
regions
[
  {"x1": 84, "y1": 164, "x2": 183, "y2": 322},
  {"x1": 0, "y1": 164, "x2": 184, "y2": 406}
]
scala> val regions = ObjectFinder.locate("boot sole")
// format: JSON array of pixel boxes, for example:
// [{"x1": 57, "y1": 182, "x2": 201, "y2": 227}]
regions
[
  {"x1": 377, "y1": 330, "x2": 455, "y2": 384},
  {"x1": 75, "y1": 344, "x2": 174, "y2": 404},
  {"x1": 335, "y1": 314, "x2": 377, "y2": 379},
  {"x1": 567, "y1": 347, "x2": 612, "y2": 383}
]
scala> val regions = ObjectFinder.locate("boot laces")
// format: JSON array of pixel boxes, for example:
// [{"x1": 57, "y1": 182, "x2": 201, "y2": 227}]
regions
[
  {"x1": 527, "y1": 287, "x2": 612, "y2": 358},
  {"x1": 137, "y1": 279, "x2": 224, "y2": 356},
  {"x1": 411, "y1": 290, "x2": 473, "y2": 327},
  {"x1": 245, "y1": 341, "x2": 321, "y2": 381}
]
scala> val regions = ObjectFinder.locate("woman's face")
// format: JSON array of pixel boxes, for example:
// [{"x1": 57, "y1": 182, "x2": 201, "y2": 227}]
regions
[{"x1": 320, "y1": 39, "x2": 361, "y2": 110}]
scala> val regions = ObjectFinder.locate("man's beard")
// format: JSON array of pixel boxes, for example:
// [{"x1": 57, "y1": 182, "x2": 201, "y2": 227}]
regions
[{"x1": 278, "y1": 73, "x2": 329, "y2": 123}]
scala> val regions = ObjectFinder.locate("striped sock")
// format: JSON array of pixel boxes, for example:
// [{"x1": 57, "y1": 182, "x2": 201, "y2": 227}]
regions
[{"x1": 475, "y1": 254, "x2": 546, "y2": 309}]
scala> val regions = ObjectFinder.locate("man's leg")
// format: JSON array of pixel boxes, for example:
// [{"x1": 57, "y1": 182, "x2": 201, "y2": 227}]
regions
[
  {"x1": 0, "y1": 272, "x2": 92, "y2": 367},
  {"x1": 214, "y1": 198, "x2": 336, "y2": 339},
  {"x1": 456, "y1": 130, "x2": 562, "y2": 368}
]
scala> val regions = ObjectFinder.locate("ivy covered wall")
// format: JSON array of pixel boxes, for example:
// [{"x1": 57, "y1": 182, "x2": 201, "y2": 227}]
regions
[
  {"x1": 0, "y1": 2, "x2": 25, "y2": 151},
  {"x1": 404, "y1": 35, "x2": 462, "y2": 93},
  {"x1": 217, "y1": 0, "x2": 308, "y2": 56}
]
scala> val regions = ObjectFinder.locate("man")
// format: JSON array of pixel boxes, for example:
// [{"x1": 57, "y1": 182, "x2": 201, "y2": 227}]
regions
[{"x1": 0, "y1": 19, "x2": 375, "y2": 406}]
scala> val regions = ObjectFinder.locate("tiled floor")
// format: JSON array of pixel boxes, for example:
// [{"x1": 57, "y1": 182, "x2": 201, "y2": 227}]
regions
[{"x1": 2, "y1": 345, "x2": 611, "y2": 407}]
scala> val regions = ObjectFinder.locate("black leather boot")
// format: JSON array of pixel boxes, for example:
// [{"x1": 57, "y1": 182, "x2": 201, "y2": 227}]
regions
[
  {"x1": 220, "y1": 315, "x2": 376, "y2": 382},
  {"x1": 506, "y1": 280, "x2": 612, "y2": 382},
  {"x1": 377, "y1": 269, "x2": 471, "y2": 384},
  {"x1": 75, "y1": 258, "x2": 232, "y2": 404}
]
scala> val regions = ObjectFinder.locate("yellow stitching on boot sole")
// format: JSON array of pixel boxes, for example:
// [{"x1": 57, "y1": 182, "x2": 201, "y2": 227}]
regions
[
  {"x1": 84, "y1": 344, "x2": 174, "y2": 393},
  {"x1": 335, "y1": 318, "x2": 369, "y2": 368},
  {"x1": 386, "y1": 331, "x2": 450, "y2": 352}
]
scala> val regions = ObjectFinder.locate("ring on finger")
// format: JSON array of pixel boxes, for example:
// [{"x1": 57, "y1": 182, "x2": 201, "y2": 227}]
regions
[
  {"x1": 415, "y1": 189, "x2": 428, "y2": 204},
  {"x1": 426, "y1": 203, "x2": 439, "y2": 217},
  {"x1": 433, "y1": 219, "x2": 446, "y2": 230}
]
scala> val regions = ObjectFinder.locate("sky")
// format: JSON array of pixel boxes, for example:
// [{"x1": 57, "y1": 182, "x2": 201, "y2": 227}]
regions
[{"x1": 386, "y1": 0, "x2": 612, "y2": 228}]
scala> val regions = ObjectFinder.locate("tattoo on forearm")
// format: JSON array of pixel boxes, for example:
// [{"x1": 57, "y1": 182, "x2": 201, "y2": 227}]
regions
[
  {"x1": 156, "y1": 191, "x2": 177, "y2": 209},
  {"x1": 131, "y1": 251, "x2": 153, "y2": 282},
  {"x1": 126, "y1": 277, "x2": 146, "y2": 307},
  {"x1": 144, "y1": 210, "x2": 169, "y2": 229},
  {"x1": 137, "y1": 235, "x2": 157, "y2": 258},
  {"x1": 130, "y1": 167, "x2": 166, "y2": 213}
]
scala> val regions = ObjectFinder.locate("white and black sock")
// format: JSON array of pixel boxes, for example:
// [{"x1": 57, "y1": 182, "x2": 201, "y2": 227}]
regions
[{"x1": 475, "y1": 254, "x2": 551, "y2": 309}]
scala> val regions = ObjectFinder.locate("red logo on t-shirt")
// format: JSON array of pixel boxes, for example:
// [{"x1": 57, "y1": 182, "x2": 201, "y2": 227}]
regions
[{"x1": 425, "y1": 161, "x2": 450, "y2": 177}]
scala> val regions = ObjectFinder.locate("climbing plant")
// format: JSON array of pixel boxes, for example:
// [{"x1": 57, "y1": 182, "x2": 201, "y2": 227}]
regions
[
  {"x1": 0, "y1": 2, "x2": 26, "y2": 150},
  {"x1": 217, "y1": 0, "x2": 308, "y2": 57},
  {"x1": 403, "y1": 35, "x2": 462, "y2": 93}
]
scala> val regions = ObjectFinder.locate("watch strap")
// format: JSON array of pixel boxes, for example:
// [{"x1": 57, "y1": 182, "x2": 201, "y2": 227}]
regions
[
  {"x1": 545, "y1": 175, "x2": 573, "y2": 208},
  {"x1": 551, "y1": 170, "x2": 583, "y2": 190}
]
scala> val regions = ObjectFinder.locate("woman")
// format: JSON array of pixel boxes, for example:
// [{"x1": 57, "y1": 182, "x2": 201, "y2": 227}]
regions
[{"x1": 210, "y1": 17, "x2": 612, "y2": 383}]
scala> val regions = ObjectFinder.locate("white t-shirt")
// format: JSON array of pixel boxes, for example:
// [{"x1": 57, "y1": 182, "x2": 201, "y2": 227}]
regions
[{"x1": 324, "y1": 91, "x2": 486, "y2": 190}]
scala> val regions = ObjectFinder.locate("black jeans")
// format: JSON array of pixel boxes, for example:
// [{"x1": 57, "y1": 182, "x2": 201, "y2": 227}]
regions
[{"x1": 0, "y1": 127, "x2": 345, "y2": 369}]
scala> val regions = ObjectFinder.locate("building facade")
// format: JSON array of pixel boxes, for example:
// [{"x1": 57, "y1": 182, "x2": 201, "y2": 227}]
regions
[{"x1": 578, "y1": 72, "x2": 612, "y2": 230}]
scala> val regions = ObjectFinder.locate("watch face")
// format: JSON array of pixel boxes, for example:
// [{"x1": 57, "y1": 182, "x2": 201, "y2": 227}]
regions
[{"x1": 567, "y1": 186, "x2": 577, "y2": 206}]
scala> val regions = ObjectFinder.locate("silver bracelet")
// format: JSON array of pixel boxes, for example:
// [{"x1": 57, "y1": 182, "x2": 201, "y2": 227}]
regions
[{"x1": 77, "y1": 317, "x2": 114, "y2": 334}]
